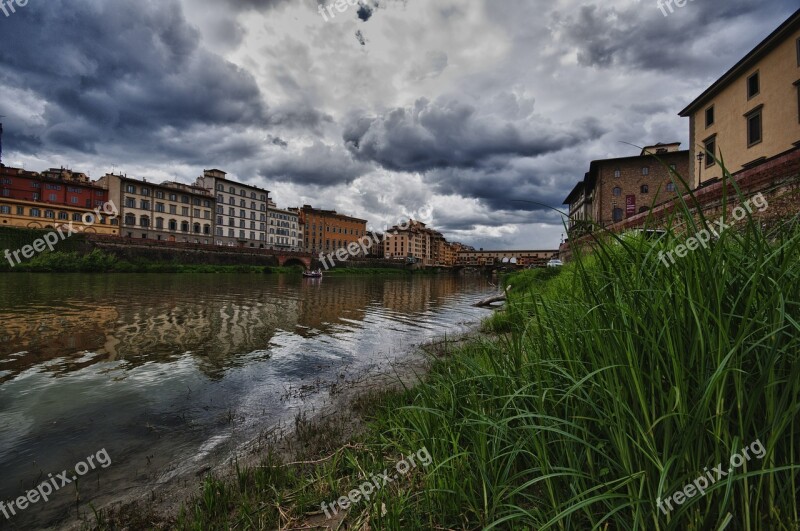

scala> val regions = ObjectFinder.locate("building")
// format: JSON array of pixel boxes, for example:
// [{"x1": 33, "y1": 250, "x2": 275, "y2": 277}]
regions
[
  {"x1": 366, "y1": 231, "x2": 385, "y2": 258},
  {"x1": 0, "y1": 166, "x2": 118, "y2": 234},
  {"x1": 267, "y1": 200, "x2": 301, "y2": 251},
  {"x1": 564, "y1": 143, "x2": 691, "y2": 230},
  {"x1": 195, "y1": 169, "x2": 270, "y2": 247},
  {"x1": 383, "y1": 220, "x2": 457, "y2": 266},
  {"x1": 298, "y1": 205, "x2": 368, "y2": 255},
  {"x1": 679, "y1": 9, "x2": 800, "y2": 188},
  {"x1": 456, "y1": 249, "x2": 558, "y2": 268},
  {"x1": 98, "y1": 173, "x2": 215, "y2": 243}
]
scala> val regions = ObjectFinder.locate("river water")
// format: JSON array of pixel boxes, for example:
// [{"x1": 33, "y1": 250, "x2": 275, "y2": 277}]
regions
[{"x1": 0, "y1": 272, "x2": 493, "y2": 529}]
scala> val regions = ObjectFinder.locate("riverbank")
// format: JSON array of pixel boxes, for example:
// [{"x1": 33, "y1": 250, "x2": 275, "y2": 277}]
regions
[{"x1": 87, "y1": 201, "x2": 800, "y2": 529}]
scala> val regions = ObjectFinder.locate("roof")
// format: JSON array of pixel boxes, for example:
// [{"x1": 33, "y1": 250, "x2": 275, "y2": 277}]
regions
[
  {"x1": 679, "y1": 9, "x2": 800, "y2": 116},
  {"x1": 563, "y1": 179, "x2": 586, "y2": 205}
]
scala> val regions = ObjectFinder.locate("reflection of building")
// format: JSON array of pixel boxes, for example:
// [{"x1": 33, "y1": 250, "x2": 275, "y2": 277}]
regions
[
  {"x1": 195, "y1": 169, "x2": 270, "y2": 248},
  {"x1": 0, "y1": 166, "x2": 118, "y2": 234},
  {"x1": 267, "y1": 201, "x2": 301, "y2": 251},
  {"x1": 564, "y1": 144, "x2": 690, "y2": 231},
  {"x1": 298, "y1": 205, "x2": 368, "y2": 255},
  {"x1": 679, "y1": 10, "x2": 800, "y2": 188},
  {"x1": 99, "y1": 173, "x2": 215, "y2": 244}
]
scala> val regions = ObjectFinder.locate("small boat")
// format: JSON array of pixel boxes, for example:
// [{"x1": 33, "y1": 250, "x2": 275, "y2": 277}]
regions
[{"x1": 303, "y1": 269, "x2": 323, "y2": 278}]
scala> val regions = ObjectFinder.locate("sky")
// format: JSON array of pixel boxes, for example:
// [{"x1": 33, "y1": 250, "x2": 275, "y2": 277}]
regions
[{"x1": 0, "y1": 0, "x2": 796, "y2": 249}]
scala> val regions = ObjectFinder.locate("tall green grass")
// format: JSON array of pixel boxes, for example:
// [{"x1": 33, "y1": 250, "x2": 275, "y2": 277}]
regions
[{"x1": 364, "y1": 185, "x2": 800, "y2": 528}]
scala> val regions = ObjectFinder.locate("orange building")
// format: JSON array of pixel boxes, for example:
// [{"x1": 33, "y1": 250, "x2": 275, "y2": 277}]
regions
[{"x1": 298, "y1": 205, "x2": 368, "y2": 255}]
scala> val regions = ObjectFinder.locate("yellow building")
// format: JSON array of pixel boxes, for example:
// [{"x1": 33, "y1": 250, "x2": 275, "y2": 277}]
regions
[
  {"x1": 98, "y1": 173, "x2": 215, "y2": 244},
  {"x1": 679, "y1": 9, "x2": 800, "y2": 187},
  {"x1": 0, "y1": 197, "x2": 119, "y2": 234}
]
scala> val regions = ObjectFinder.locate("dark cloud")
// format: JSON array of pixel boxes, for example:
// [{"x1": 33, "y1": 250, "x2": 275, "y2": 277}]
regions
[
  {"x1": 553, "y1": 0, "x2": 797, "y2": 74},
  {"x1": 343, "y1": 95, "x2": 607, "y2": 173}
]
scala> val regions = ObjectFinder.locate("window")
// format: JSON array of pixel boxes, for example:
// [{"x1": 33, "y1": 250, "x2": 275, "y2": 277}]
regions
[
  {"x1": 704, "y1": 135, "x2": 716, "y2": 167},
  {"x1": 747, "y1": 72, "x2": 760, "y2": 99},
  {"x1": 666, "y1": 183, "x2": 676, "y2": 192},
  {"x1": 73, "y1": 213, "x2": 82, "y2": 221},
  {"x1": 0, "y1": 206, "x2": 9, "y2": 214},
  {"x1": 705, "y1": 105, "x2": 715, "y2": 127},
  {"x1": 125, "y1": 214, "x2": 136, "y2": 226},
  {"x1": 44, "y1": 210, "x2": 54, "y2": 219},
  {"x1": 58, "y1": 212, "x2": 68, "y2": 220},
  {"x1": 16, "y1": 206, "x2": 24, "y2": 215},
  {"x1": 32, "y1": 193, "x2": 39, "y2": 201},
  {"x1": 126, "y1": 185, "x2": 136, "y2": 194},
  {"x1": 795, "y1": 80, "x2": 800, "y2": 124},
  {"x1": 140, "y1": 200, "x2": 150, "y2": 210},
  {"x1": 612, "y1": 208, "x2": 623, "y2": 223},
  {"x1": 746, "y1": 107, "x2": 762, "y2": 147},
  {"x1": 48, "y1": 194, "x2": 57, "y2": 201},
  {"x1": 640, "y1": 185, "x2": 649, "y2": 194},
  {"x1": 181, "y1": 221, "x2": 189, "y2": 232},
  {"x1": 642, "y1": 167, "x2": 649, "y2": 176},
  {"x1": 141, "y1": 187, "x2": 150, "y2": 196},
  {"x1": 140, "y1": 216, "x2": 150, "y2": 228},
  {"x1": 70, "y1": 197, "x2": 78, "y2": 204},
  {"x1": 169, "y1": 219, "x2": 177, "y2": 231},
  {"x1": 156, "y1": 203, "x2": 165, "y2": 213},
  {"x1": 155, "y1": 191, "x2": 164, "y2": 199},
  {"x1": 612, "y1": 187, "x2": 622, "y2": 197},
  {"x1": 156, "y1": 218, "x2": 164, "y2": 229},
  {"x1": 30, "y1": 208, "x2": 41, "y2": 217}
]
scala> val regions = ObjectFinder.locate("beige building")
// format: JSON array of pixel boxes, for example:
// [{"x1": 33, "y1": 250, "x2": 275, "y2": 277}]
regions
[
  {"x1": 267, "y1": 200, "x2": 301, "y2": 251},
  {"x1": 384, "y1": 220, "x2": 456, "y2": 266},
  {"x1": 679, "y1": 10, "x2": 800, "y2": 187},
  {"x1": 98, "y1": 173, "x2": 214, "y2": 243},
  {"x1": 195, "y1": 169, "x2": 270, "y2": 248}
]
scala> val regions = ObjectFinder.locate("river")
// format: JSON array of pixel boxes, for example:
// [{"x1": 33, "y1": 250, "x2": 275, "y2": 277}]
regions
[{"x1": 0, "y1": 272, "x2": 493, "y2": 529}]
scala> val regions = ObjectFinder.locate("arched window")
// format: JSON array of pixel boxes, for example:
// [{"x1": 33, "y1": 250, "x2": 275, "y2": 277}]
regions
[
  {"x1": 156, "y1": 217, "x2": 164, "y2": 229},
  {"x1": 193, "y1": 223, "x2": 201, "y2": 234},
  {"x1": 640, "y1": 185, "x2": 649, "y2": 194},
  {"x1": 125, "y1": 214, "x2": 136, "y2": 226},
  {"x1": 612, "y1": 187, "x2": 622, "y2": 197},
  {"x1": 181, "y1": 221, "x2": 189, "y2": 232},
  {"x1": 169, "y1": 219, "x2": 177, "y2": 231}
]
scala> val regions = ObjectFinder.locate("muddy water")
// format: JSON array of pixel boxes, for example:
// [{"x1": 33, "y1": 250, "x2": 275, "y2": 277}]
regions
[{"x1": 0, "y1": 273, "x2": 493, "y2": 529}]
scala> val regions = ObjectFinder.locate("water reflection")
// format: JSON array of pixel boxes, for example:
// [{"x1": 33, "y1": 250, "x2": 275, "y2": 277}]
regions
[{"x1": 0, "y1": 272, "x2": 491, "y2": 529}]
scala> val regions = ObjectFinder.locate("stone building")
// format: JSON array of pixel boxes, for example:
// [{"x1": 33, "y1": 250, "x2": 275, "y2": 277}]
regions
[{"x1": 564, "y1": 143, "x2": 691, "y2": 231}]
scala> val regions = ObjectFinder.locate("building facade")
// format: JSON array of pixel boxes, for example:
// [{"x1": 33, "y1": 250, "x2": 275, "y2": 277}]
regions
[
  {"x1": 298, "y1": 205, "x2": 368, "y2": 255},
  {"x1": 0, "y1": 166, "x2": 118, "y2": 234},
  {"x1": 679, "y1": 10, "x2": 800, "y2": 187},
  {"x1": 383, "y1": 220, "x2": 457, "y2": 266},
  {"x1": 267, "y1": 201, "x2": 301, "y2": 251},
  {"x1": 565, "y1": 144, "x2": 691, "y2": 230},
  {"x1": 98, "y1": 173, "x2": 215, "y2": 243},
  {"x1": 195, "y1": 169, "x2": 270, "y2": 248}
]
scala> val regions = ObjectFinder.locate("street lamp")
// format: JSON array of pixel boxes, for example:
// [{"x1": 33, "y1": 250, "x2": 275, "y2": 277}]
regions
[{"x1": 697, "y1": 151, "x2": 705, "y2": 183}]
